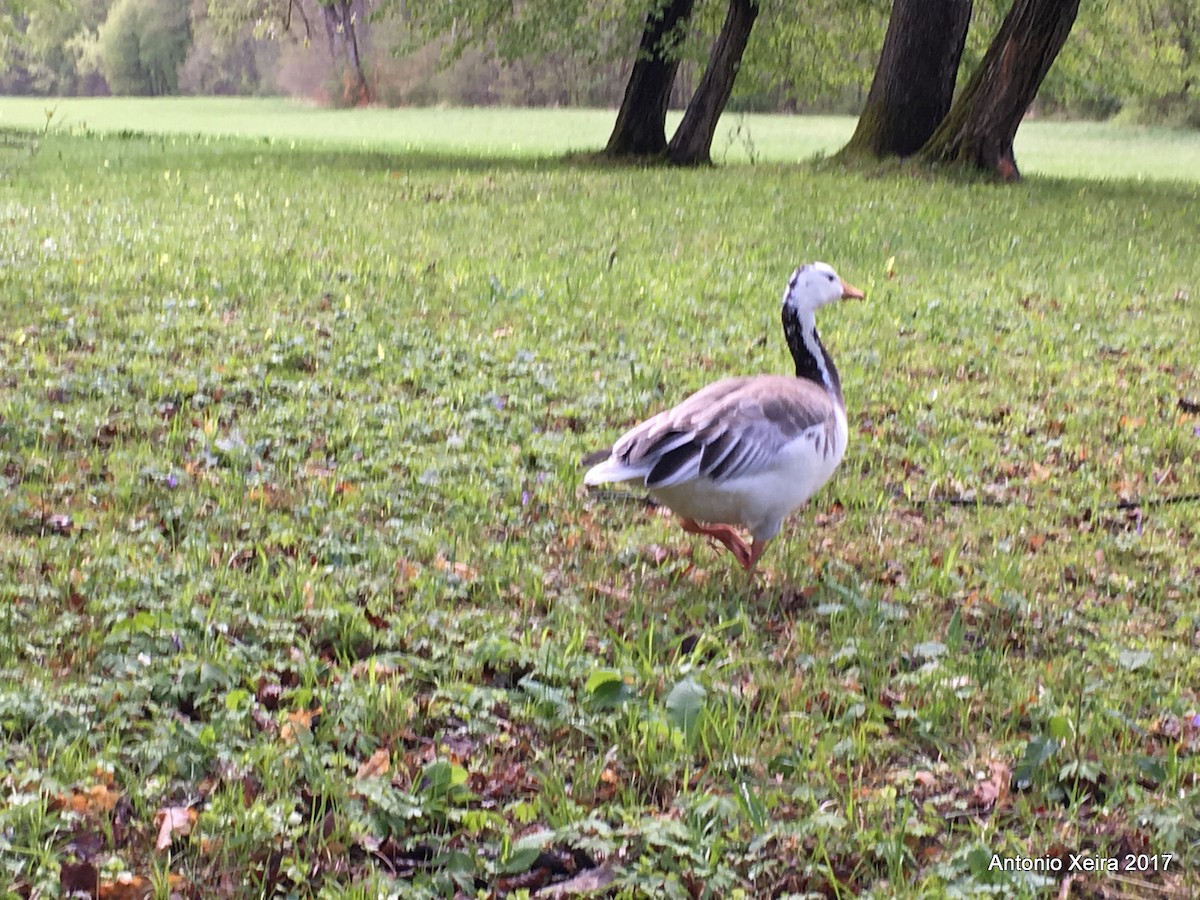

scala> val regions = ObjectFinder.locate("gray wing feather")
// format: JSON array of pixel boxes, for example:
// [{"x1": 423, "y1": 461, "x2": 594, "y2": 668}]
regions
[{"x1": 609, "y1": 375, "x2": 838, "y2": 488}]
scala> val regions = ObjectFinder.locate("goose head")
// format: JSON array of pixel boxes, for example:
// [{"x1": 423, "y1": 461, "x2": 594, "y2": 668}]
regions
[{"x1": 783, "y1": 261, "x2": 865, "y2": 313}]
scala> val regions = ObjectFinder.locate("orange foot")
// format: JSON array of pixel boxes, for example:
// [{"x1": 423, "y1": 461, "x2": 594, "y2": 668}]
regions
[{"x1": 679, "y1": 518, "x2": 769, "y2": 571}]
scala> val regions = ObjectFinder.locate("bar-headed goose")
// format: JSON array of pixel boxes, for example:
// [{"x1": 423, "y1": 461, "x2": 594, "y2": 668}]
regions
[{"x1": 583, "y1": 262, "x2": 863, "y2": 570}]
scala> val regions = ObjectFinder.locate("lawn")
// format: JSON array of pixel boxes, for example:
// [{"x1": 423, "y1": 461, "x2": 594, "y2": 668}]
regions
[
  {"x1": 1, "y1": 111, "x2": 1199, "y2": 898},
  {"x1": 5, "y1": 96, "x2": 1200, "y2": 179}
]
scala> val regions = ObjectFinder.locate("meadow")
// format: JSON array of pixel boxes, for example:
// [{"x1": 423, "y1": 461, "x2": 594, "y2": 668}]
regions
[
  {"x1": 5, "y1": 95, "x2": 1200, "y2": 178},
  {"x1": 1, "y1": 102, "x2": 1199, "y2": 897}
]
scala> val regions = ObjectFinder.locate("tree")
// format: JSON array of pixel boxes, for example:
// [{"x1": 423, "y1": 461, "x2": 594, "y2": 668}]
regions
[
  {"x1": 667, "y1": 0, "x2": 759, "y2": 165},
  {"x1": 205, "y1": 0, "x2": 372, "y2": 104},
  {"x1": 319, "y1": 0, "x2": 370, "y2": 104},
  {"x1": 0, "y1": 0, "x2": 110, "y2": 95},
  {"x1": 392, "y1": 0, "x2": 771, "y2": 164},
  {"x1": 97, "y1": 0, "x2": 191, "y2": 95},
  {"x1": 917, "y1": 0, "x2": 1081, "y2": 179},
  {"x1": 98, "y1": 0, "x2": 149, "y2": 94},
  {"x1": 604, "y1": 0, "x2": 697, "y2": 158},
  {"x1": 839, "y1": 0, "x2": 972, "y2": 158}
]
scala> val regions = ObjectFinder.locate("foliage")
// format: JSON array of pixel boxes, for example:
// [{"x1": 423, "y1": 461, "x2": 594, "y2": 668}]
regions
[
  {"x1": 0, "y1": 0, "x2": 109, "y2": 95},
  {"x1": 180, "y1": 0, "x2": 278, "y2": 97},
  {"x1": 0, "y1": 114, "x2": 1199, "y2": 894},
  {"x1": 97, "y1": 0, "x2": 192, "y2": 95},
  {"x1": 2, "y1": 0, "x2": 1200, "y2": 126}
]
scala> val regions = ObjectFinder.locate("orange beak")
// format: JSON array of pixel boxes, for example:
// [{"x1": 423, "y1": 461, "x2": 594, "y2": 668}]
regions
[{"x1": 840, "y1": 280, "x2": 865, "y2": 300}]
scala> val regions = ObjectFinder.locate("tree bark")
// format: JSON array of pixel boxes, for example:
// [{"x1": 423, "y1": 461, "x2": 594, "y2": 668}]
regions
[
  {"x1": 339, "y1": 0, "x2": 370, "y2": 104},
  {"x1": 917, "y1": 0, "x2": 1081, "y2": 180},
  {"x1": 603, "y1": 0, "x2": 697, "y2": 158},
  {"x1": 667, "y1": 0, "x2": 758, "y2": 166},
  {"x1": 840, "y1": 0, "x2": 972, "y2": 159},
  {"x1": 321, "y1": 0, "x2": 370, "y2": 105}
]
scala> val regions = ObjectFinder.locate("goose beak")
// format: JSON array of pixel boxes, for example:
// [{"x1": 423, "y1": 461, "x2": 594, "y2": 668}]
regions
[{"x1": 840, "y1": 280, "x2": 865, "y2": 300}]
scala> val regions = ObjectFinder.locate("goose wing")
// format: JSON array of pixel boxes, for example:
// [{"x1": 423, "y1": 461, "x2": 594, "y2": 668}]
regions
[{"x1": 586, "y1": 375, "x2": 840, "y2": 489}]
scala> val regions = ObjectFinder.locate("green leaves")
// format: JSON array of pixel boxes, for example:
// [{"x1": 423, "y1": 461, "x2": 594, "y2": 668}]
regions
[
  {"x1": 2, "y1": 121, "x2": 1200, "y2": 897},
  {"x1": 664, "y1": 676, "x2": 706, "y2": 740},
  {"x1": 584, "y1": 668, "x2": 632, "y2": 708}
]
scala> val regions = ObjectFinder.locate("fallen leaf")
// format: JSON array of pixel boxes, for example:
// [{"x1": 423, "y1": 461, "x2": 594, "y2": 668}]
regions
[
  {"x1": 60, "y1": 860, "x2": 99, "y2": 898},
  {"x1": 53, "y1": 783, "x2": 121, "y2": 816},
  {"x1": 541, "y1": 864, "x2": 617, "y2": 897},
  {"x1": 1028, "y1": 461, "x2": 1051, "y2": 484},
  {"x1": 67, "y1": 829, "x2": 106, "y2": 860},
  {"x1": 280, "y1": 707, "x2": 321, "y2": 743},
  {"x1": 47, "y1": 513, "x2": 74, "y2": 535},
  {"x1": 595, "y1": 766, "x2": 622, "y2": 801},
  {"x1": 98, "y1": 873, "x2": 152, "y2": 900},
  {"x1": 434, "y1": 553, "x2": 477, "y2": 581},
  {"x1": 973, "y1": 760, "x2": 1010, "y2": 812},
  {"x1": 355, "y1": 748, "x2": 391, "y2": 780},
  {"x1": 154, "y1": 806, "x2": 197, "y2": 851},
  {"x1": 395, "y1": 558, "x2": 421, "y2": 582}
]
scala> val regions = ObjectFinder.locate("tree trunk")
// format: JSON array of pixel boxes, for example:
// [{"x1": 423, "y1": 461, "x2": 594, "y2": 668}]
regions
[
  {"x1": 917, "y1": 0, "x2": 1081, "y2": 180},
  {"x1": 339, "y1": 0, "x2": 370, "y2": 105},
  {"x1": 321, "y1": 0, "x2": 370, "y2": 105},
  {"x1": 603, "y1": 0, "x2": 697, "y2": 159},
  {"x1": 667, "y1": 0, "x2": 758, "y2": 166},
  {"x1": 840, "y1": 0, "x2": 972, "y2": 159}
]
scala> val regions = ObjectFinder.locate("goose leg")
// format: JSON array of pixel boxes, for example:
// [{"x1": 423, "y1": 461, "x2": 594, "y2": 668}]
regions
[
  {"x1": 745, "y1": 539, "x2": 770, "y2": 571},
  {"x1": 679, "y1": 518, "x2": 753, "y2": 569}
]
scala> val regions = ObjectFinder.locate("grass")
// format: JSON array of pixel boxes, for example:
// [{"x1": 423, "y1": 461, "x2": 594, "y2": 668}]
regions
[
  {"x1": 5, "y1": 95, "x2": 1200, "y2": 179},
  {"x1": 0, "y1": 114, "x2": 1198, "y2": 898}
]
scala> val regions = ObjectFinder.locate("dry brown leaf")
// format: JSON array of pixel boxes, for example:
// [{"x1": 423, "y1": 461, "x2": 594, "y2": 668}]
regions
[
  {"x1": 395, "y1": 558, "x2": 421, "y2": 582},
  {"x1": 99, "y1": 873, "x2": 181, "y2": 900},
  {"x1": 53, "y1": 783, "x2": 121, "y2": 816},
  {"x1": 973, "y1": 760, "x2": 1011, "y2": 811},
  {"x1": 60, "y1": 860, "x2": 99, "y2": 897},
  {"x1": 434, "y1": 553, "x2": 478, "y2": 581},
  {"x1": 154, "y1": 806, "x2": 197, "y2": 851},
  {"x1": 98, "y1": 873, "x2": 152, "y2": 900},
  {"x1": 595, "y1": 766, "x2": 623, "y2": 802},
  {"x1": 541, "y1": 864, "x2": 617, "y2": 897},
  {"x1": 355, "y1": 748, "x2": 391, "y2": 780},
  {"x1": 280, "y1": 707, "x2": 321, "y2": 743}
]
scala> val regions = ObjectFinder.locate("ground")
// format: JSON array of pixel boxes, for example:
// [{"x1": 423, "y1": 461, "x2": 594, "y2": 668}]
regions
[{"x1": 0, "y1": 102, "x2": 1198, "y2": 898}]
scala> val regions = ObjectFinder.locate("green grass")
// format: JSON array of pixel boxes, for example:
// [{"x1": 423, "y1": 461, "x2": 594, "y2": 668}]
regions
[
  {"x1": 5, "y1": 95, "x2": 1200, "y2": 179},
  {"x1": 1, "y1": 120, "x2": 1199, "y2": 898}
]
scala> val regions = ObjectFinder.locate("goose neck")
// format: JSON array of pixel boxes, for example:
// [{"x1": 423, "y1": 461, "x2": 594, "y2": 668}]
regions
[{"x1": 783, "y1": 306, "x2": 843, "y2": 404}]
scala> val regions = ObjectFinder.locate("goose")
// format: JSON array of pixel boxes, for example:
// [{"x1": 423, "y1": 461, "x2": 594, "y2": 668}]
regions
[{"x1": 583, "y1": 262, "x2": 864, "y2": 570}]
